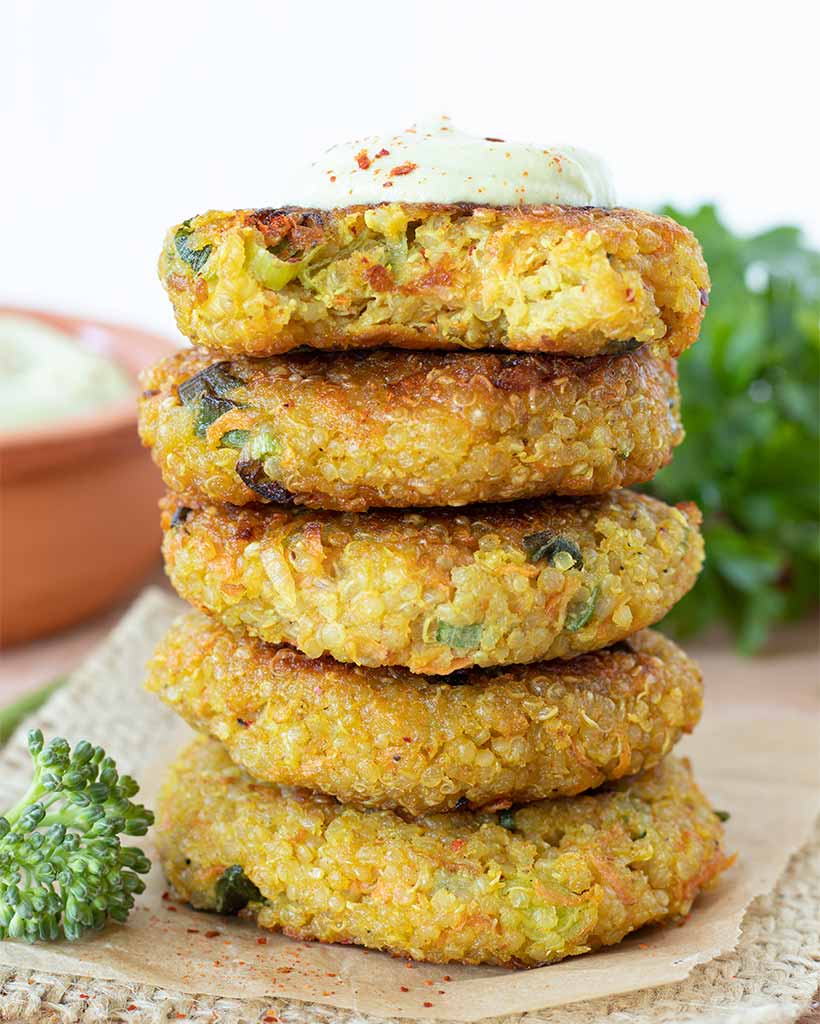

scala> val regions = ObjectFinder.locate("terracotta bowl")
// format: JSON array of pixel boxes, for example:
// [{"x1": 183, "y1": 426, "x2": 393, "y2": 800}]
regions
[{"x1": 0, "y1": 307, "x2": 179, "y2": 647}]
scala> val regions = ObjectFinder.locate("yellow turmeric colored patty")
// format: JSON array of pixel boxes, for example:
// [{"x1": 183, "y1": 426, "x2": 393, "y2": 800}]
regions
[
  {"x1": 139, "y1": 346, "x2": 683, "y2": 511},
  {"x1": 159, "y1": 203, "x2": 709, "y2": 357},
  {"x1": 161, "y1": 490, "x2": 703, "y2": 673},
  {"x1": 157, "y1": 740, "x2": 731, "y2": 967},
  {"x1": 148, "y1": 614, "x2": 703, "y2": 815}
]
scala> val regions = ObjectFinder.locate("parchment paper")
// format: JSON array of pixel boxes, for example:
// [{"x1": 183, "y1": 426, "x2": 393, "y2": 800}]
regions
[{"x1": 0, "y1": 589, "x2": 817, "y2": 1022}]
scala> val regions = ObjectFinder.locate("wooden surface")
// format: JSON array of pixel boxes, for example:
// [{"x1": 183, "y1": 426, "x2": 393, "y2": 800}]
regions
[{"x1": 1, "y1": 588, "x2": 817, "y2": 1018}]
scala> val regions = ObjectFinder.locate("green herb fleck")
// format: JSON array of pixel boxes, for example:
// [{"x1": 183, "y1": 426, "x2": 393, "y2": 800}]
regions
[
  {"x1": 498, "y1": 809, "x2": 516, "y2": 831},
  {"x1": 714, "y1": 809, "x2": 731, "y2": 822},
  {"x1": 435, "y1": 622, "x2": 482, "y2": 649}
]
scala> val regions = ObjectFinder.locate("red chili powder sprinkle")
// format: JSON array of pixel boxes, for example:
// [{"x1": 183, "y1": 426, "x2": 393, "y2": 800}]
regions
[
  {"x1": 167, "y1": 905, "x2": 177, "y2": 912},
  {"x1": 355, "y1": 149, "x2": 371, "y2": 170},
  {"x1": 204, "y1": 929, "x2": 220, "y2": 938},
  {"x1": 390, "y1": 162, "x2": 418, "y2": 177},
  {"x1": 186, "y1": 928, "x2": 200, "y2": 934},
  {"x1": 451, "y1": 839, "x2": 465, "y2": 852},
  {"x1": 375, "y1": 148, "x2": 390, "y2": 158},
  {"x1": 329, "y1": 175, "x2": 336, "y2": 182},
  {"x1": 127, "y1": 1006, "x2": 137, "y2": 1012},
  {"x1": 443, "y1": 975, "x2": 452, "y2": 981},
  {"x1": 423, "y1": 1002, "x2": 434, "y2": 1008},
  {"x1": 383, "y1": 181, "x2": 394, "y2": 188},
  {"x1": 257, "y1": 936, "x2": 268, "y2": 945},
  {"x1": 400, "y1": 985, "x2": 410, "y2": 992}
]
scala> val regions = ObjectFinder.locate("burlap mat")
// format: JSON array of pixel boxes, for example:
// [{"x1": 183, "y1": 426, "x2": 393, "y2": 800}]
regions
[{"x1": 0, "y1": 589, "x2": 818, "y2": 1024}]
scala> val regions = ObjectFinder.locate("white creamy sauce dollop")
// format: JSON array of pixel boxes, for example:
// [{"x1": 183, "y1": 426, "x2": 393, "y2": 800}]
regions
[
  {"x1": 0, "y1": 315, "x2": 133, "y2": 432},
  {"x1": 284, "y1": 117, "x2": 615, "y2": 209}
]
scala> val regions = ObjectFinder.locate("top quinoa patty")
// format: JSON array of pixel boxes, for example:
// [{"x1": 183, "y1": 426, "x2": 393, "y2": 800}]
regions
[
  {"x1": 138, "y1": 345, "x2": 683, "y2": 510},
  {"x1": 157, "y1": 741, "x2": 731, "y2": 967},
  {"x1": 161, "y1": 490, "x2": 703, "y2": 674},
  {"x1": 159, "y1": 203, "x2": 709, "y2": 357}
]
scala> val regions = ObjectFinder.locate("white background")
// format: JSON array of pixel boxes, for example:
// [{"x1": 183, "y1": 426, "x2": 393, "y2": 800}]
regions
[{"x1": 3, "y1": 0, "x2": 818, "y2": 336}]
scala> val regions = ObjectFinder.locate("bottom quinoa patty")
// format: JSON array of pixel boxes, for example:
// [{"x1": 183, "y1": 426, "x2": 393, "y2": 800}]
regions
[
  {"x1": 148, "y1": 614, "x2": 703, "y2": 815},
  {"x1": 157, "y1": 740, "x2": 731, "y2": 967},
  {"x1": 162, "y1": 489, "x2": 703, "y2": 673}
]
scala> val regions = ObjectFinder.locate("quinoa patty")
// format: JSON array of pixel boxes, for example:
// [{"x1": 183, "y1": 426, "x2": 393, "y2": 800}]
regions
[
  {"x1": 161, "y1": 490, "x2": 703, "y2": 673},
  {"x1": 159, "y1": 204, "x2": 708, "y2": 358},
  {"x1": 157, "y1": 740, "x2": 730, "y2": 967},
  {"x1": 148, "y1": 614, "x2": 703, "y2": 815},
  {"x1": 139, "y1": 346, "x2": 683, "y2": 511}
]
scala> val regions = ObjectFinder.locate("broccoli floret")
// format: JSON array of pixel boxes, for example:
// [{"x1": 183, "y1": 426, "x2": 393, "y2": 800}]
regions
[{"x1": 0, "y1": 729, "x2": 153, "y2": 943}]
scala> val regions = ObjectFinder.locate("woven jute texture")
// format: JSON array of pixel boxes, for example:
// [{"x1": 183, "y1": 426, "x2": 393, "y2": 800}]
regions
[{"x1": 0, "y1": 589, "x2": 818, "y2": 1024}]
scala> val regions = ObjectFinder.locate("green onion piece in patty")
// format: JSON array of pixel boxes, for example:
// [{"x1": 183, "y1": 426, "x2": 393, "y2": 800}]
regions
[
  {"x1": 247, "y1": 425, "x2": 280, "y2": 460},
  {"x1": 194, "y1": 395, "x2": 236, "y2": 438},
  {"x1": 178, "y1": 362, "x2": 242, "y2": 404},
  {"x1": 178, "y1": 362, "x2": 243, "y2": 440},
  {"x1": 522, "y1": 531, "x2": 584, "y2": 571},
  {"x1": 213, "y1": 865, "x2": 264, "y2": 915},
  {"x1": 174, "y1": 221, "x2": 213, "y2": 273},
  {"x1": 220, "y1": 429, "x2": 251, "y2": 449},
  {"x1": 435, "y1": 622, "x2": 482, "y2": 649},
  {"x1": 248, "y1": 244, "x2": 305, "y2": 291},
  {"x1": 564, "y1": 586, "x2": 599, "y2": 633}
]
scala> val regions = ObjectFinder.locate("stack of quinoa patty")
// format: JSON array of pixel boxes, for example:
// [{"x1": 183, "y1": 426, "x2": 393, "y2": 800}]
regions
[{"x1": 140, "y1": 187, "x2": 731, "y2": 967}]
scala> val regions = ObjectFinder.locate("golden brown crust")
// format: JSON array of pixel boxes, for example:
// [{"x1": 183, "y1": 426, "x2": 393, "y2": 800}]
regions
[
  {"x1": 157, "y1": 740, "x2": 731, "y2": 966},
  {"x1": 159, "y1": 203, "x2": 709, "y2": 357},
  {"x1": 160, "y1": 489, "x2": 704, "y2": 673},
  {"x1": 138, "y1": 345, "x2": 683, "y2": 510},
  {"x1": 147, "y1": 613, "x2": 703, "y2": 815}
]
